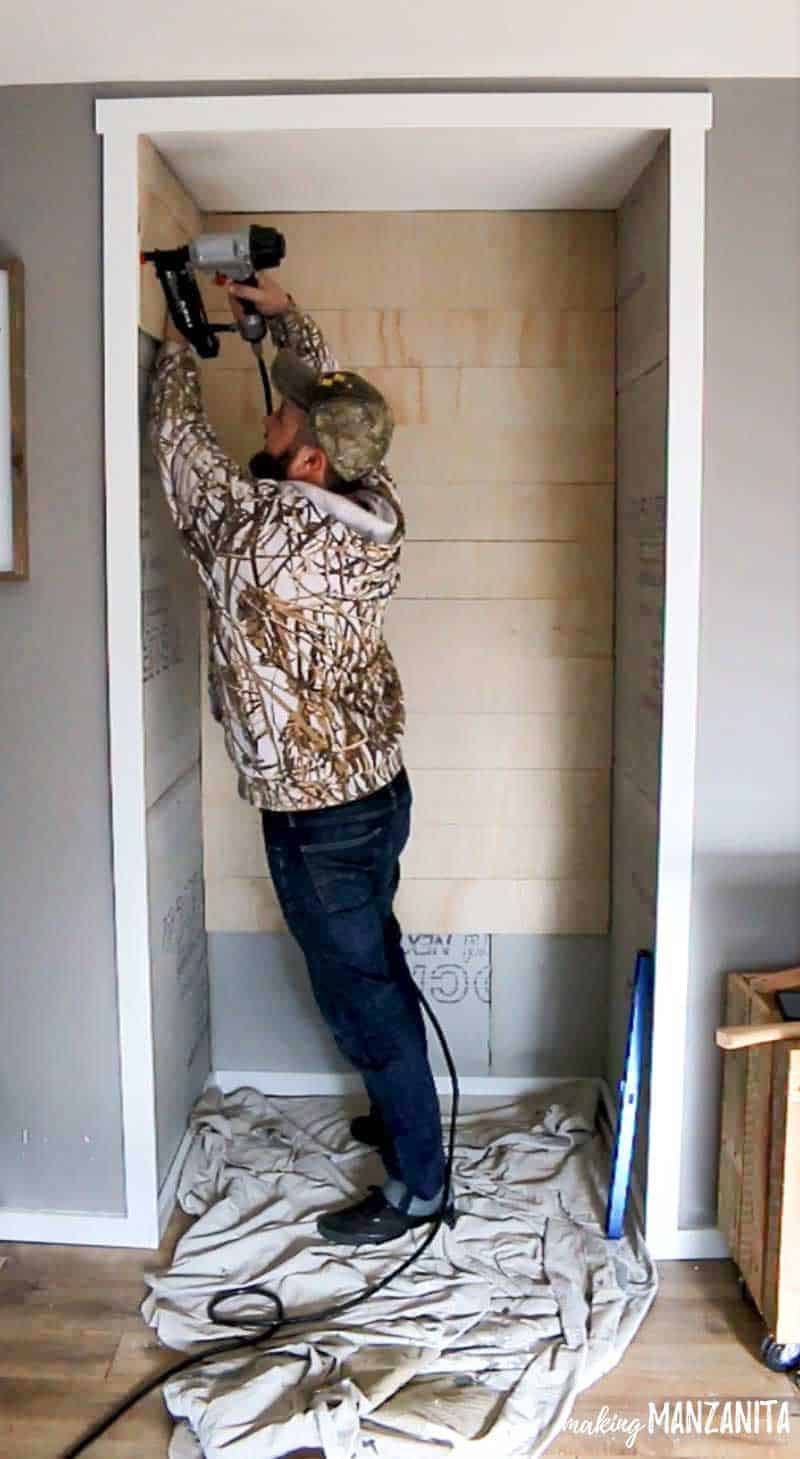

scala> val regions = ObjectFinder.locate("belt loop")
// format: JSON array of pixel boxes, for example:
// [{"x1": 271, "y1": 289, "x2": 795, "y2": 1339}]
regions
[{"x1": 287, "y1": 812, "x2": 296, "y2": 828}]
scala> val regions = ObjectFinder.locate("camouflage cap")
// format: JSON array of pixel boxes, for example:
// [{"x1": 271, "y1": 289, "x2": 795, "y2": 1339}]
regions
[{"x1": 271, "y1": 348, "x2": 394, "y2": 482}]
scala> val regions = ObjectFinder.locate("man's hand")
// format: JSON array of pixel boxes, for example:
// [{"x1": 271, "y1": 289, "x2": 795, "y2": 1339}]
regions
[
  {"x1": 228, "y1": 278, "x2": 293, "y2": 322},
  {"x1": 162, "y1": 308, "x2": 187, "y2": 345}
]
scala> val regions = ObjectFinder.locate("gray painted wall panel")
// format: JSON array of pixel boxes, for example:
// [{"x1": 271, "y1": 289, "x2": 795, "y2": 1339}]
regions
[
  {"x1": 491, "y1": 936, "x2": 609, "y2": 1078},
  {"x1": 209, "y1": 931, "x2": 605, "y2": 1080},
  {"x1": 0, "y1": 86, "x2": 124, "y2": 1213},
  {"x1": 147, "y1": 767, "x2": 210, "y2": 1183},
  {"x1": 680, "y1": 80, "x2": 800, "y2": 1226},
  {"x1": 209, "y1": 932, "x2": 491, "y2": 1077}
]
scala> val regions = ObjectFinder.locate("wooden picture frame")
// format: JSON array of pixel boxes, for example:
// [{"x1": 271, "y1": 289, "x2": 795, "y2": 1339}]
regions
[{"x1": 0, "y1": 259, "x2": 28, "y2": 580}]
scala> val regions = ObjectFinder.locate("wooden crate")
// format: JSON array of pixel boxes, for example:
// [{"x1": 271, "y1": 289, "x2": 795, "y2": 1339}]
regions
[{"x1": 718, "y1": 967, "x2": 800, "y2": 1342}]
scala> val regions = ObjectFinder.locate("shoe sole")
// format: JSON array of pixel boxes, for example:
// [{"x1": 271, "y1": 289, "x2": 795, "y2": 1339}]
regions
[{"x1": 316, "y1": 1207, "x2": 456, "y2": 1245}]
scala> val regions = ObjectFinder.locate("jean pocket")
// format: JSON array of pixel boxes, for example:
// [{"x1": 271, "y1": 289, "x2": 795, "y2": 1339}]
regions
[{"x1": 299, "y1": 823, "x2": 385, "y2": 914}]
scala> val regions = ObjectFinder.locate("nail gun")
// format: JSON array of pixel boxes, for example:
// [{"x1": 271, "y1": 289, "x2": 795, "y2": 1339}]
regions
[{"x1": 142, "y1": 224, "x2": 286, "y2": 407}]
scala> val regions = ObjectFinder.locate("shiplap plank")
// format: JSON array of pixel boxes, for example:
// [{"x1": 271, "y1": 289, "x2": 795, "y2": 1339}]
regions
[
  {"x1": 203, "y1": 401, "x2": 616, "y2": 489},
  {"x1": 399, "y1": 482, "x2": 613, "y2": 543},
  {"x1": 398, "y1": 542, "x2": 612, "y2": 601},
  {"x1": 205, "y1": 791, "x2": 609, "y2": 882},
  {"x1": 402, "y1": 710, "x2": 611, "y2": 769},
  {"x1": 208, "y1": 308, "x2": 615, "y2": 370},
  {"x1": 201, "y1": 211, "x2": 615, "y2": 311},
  {"x1": 206, "y1": 764, "x2": 608, "y2": 820},
  {"x1": 202, "y1": 708, "x2": 611, "y2": 795},
  {"x1": 398, "y1": 648, "x2": 611, "y2": 716},
  {"x1": 388, "y1": 593, "x2": 611, "y2": 664},
  {"x1": 389, "y1": 424, "x2": 615, "y2": 485},
  {"x1": 386, "y1": 605, "x2": 612, "y2": 711},
  {"x1": 200, "y1": 361, "x2": 613, "y2": 429},
  {"x1": 205, "y1": 875, "x2": 610, "y2": 935}
]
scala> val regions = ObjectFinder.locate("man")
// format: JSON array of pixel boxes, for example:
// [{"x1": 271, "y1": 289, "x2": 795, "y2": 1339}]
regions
[{"x1": 149, "y1": 271, "x2": 450, "y2": 1244}]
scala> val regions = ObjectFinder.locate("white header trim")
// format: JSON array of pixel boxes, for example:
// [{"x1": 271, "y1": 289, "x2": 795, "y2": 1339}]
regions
[{"x1": 96, "y1": 91, "x2": 713, "y2": 138}]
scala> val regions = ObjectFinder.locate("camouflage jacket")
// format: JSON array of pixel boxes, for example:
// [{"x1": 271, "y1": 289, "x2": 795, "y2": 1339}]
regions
[{"x1": 149, "y1": 312, "x2": 406, "y2": 812}]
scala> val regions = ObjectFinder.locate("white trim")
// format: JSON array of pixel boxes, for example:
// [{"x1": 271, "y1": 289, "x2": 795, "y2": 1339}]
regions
[
  {"x1": 644, "y1": 126, "x2": 709, "y2": 1260},
  {"x1": 157, "y1": 1123, "x2": 195, "y2": 1239},
  {"x1": 94, "y1": 91, "x2": 712, "y2": 1253},
  {"x1": 96, "y1": 92, "x2": 713, "y2": 139},
  {"x1": 0, "y1": 1210, "x2": 156, "y2": 1249},
  {"x1": 650, "y1": 1226, "x2": 729, "y2": 1261},
  {"x1": 102, "y1": 128, "x2": 161, "y2": 1251},
  {"x1": 210, "y1": 1071, "x2": 602, "y2": 1097}
]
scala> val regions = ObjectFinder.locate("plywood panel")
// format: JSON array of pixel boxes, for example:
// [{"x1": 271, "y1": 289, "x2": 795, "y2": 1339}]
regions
[
  {"x1": 138, "y1": 137, "x2": 203, "y2": 340},
  {"x1": 200, "y1": 360, "x2": 616, "y2": 462},
  {"x1": 351, "y1": 366, "x2": 614, "y2": 428},
  {"x1": 208, "y1": 307, "x2": 614, "y2": 370},
  {"x1": 206, "y1": 875, "x2": 609, "y2": 936},
  {"x1": 201, "y1": 211, "x2": 615, "y2": 311}
]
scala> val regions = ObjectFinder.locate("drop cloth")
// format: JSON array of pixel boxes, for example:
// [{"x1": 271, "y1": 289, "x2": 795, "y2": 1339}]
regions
[{"x1": 142, "y1": 1083, "x2": 657, "y2": 1458}]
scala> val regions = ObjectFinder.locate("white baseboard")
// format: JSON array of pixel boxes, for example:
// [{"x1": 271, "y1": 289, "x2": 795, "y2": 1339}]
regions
[
  {"x1": 0, "y1": 1208, "x2": 155, "y2": 1248},
  {"x1": 209, "y1": 1070, "x2": 602, "y2": 1098},
  {"x1": 647, "y1": 1225, "x2": 729, "y2": 1260}
]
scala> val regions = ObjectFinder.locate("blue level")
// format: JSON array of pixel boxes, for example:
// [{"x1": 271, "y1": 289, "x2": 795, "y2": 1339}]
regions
[{"x1": 605, "y1": 949, "x2": 655, "y2": 1240}]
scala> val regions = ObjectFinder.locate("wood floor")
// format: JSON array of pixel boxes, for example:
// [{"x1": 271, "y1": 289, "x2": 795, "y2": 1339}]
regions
[{"x1": 1, "y1": 1214, "x2": 798, "y2": 1458}]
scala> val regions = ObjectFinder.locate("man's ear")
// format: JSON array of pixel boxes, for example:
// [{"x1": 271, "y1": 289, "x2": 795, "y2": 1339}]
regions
[{"x1": 300, "y1": 447, "x2": 331, "y2": 486}]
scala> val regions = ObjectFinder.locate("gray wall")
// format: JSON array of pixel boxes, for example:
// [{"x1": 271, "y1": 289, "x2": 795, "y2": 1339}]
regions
[
  {"x1": 0, "y1": 87, "x2": 124, "y2": 1212},
  {"x1": 1, "y1": 80, "x2": 798, "y2": 1228},
  {"x1": 680, "y1": 80, "x2": 800, "y2": 1227},
  {"x1": 208, "y1": 932, "x2": 609, "y2": 1080}
]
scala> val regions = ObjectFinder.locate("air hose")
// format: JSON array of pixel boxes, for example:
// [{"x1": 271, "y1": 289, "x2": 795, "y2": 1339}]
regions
[{"x1": 60, "y1": 982, "x2": 459, "y2": 1458}]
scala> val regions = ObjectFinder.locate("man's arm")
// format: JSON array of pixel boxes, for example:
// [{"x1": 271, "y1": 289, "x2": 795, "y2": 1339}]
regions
[
  {"x1": 149, "y1": 341, "x2": 267, "y2": 563},
  {"x1": 228, "y1": 278, "x2": 338, "y2": 373},
  {"x1": 229, "y1": 279, "x2": 401, "y2": 512}
]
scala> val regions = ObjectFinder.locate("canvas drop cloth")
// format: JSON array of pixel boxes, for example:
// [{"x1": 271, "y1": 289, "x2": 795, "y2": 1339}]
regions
[{"x1": 142, "y1": 1083, "x2": 657, "y2": 1459}]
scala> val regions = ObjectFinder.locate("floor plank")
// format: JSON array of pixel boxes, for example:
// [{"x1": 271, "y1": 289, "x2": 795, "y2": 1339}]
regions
[{"x1": 1, "y1": 1223, "x2": 798, "y2": 1457}]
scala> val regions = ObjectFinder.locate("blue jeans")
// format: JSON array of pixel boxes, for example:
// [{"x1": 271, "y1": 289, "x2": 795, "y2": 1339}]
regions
[{"x1": 261, "y1": 766, "x2": 445, "y2": 1203}]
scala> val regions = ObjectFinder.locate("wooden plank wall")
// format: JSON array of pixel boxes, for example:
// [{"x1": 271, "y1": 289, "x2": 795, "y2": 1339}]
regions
[
  {"x1": 197, "y1": 210, "x2": 616, "y2": 935},
  {"x1": 138, "y1": 137, "x2": 204, "y2": 338},
  {"x1": 607, "y1": 143, "x2": 669, "y2": 1175}
]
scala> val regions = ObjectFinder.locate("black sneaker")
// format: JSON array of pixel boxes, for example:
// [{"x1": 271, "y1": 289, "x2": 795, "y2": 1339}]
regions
[
  {"x1": 349, "y1": 1112, "x2": 389, "y2": 1149},
  {"x1": 316, "y1": 1185, "x2": 456, "y2": 1245}
]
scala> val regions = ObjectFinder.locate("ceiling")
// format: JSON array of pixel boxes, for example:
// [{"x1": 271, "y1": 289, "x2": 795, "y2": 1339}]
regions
[
  {"x1": 154, "y1": 126, "x2": 665, "y2": 213},
  {"x1": 1, "y1": 0, "x2": 797, "y2": 84}
]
